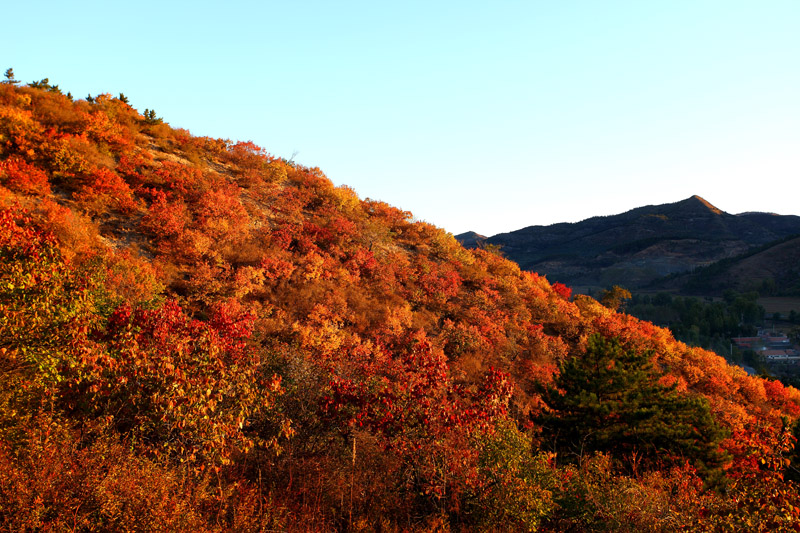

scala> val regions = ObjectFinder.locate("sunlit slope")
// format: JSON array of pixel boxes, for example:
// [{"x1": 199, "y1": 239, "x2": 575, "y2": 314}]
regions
[{"x1": 3, "y1": 77, "x2": 800, "y2": 530}]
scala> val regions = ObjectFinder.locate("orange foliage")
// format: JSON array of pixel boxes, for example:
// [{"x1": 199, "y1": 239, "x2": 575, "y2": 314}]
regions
[{"x1": 3, "y1": 75, "x2": 800, "y2": 530}]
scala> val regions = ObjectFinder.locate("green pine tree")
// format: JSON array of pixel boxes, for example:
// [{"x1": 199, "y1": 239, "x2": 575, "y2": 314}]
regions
[
  {"x1": 3, "y1": 68, "x2": 19, "y2": 85},
  {"x1": 536, "y1": 334, "x2": 728, "y2": 480},
  {"x1": 29, "y1": 78, "x2": 50, "y2": 89},
  {"x1": 142, "y1": 108, "x2": 163, "y2": 125}
]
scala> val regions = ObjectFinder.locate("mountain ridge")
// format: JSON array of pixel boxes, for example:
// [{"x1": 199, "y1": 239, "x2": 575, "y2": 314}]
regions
[{"x1": 457, "y1": 195, "x2": 800, "y2": 291}]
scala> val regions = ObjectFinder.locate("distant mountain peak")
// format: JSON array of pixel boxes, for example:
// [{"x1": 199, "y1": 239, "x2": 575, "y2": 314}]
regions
[
  {"x1": 482, "y1": 194, "x2": 800, "y2": 289},
  {"x1": 455, "y1": 231, "x2": 487, "y2": 248},
  {"x1": 687, "y1": 195, "x2": 723, "y2": 215}
]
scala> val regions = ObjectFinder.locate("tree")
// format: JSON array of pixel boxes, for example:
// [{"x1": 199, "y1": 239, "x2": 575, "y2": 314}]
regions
[
  {"x1": 3, "y1": 68, "x2": 19, "y2": 85},
  {"x1": 599, "y1": 285, "x2": 631, "y2": 311},
  {"x1": 28, "y1": 78, "x2": 61, "y2": 94},
  {"x1": 536, "y1": 334, "x2": 728, "y2": 480},
  {"x1": 142, "y1": 109, "x2": 163, "y2": 125}
]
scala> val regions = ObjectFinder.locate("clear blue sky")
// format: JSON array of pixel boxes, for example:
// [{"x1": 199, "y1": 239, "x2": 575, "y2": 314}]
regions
[{"x1": 4, "y1": 1, "x2": 799, "y2": 236}]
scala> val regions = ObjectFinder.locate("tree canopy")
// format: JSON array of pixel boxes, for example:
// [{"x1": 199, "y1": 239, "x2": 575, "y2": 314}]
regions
[{"x1": 537, "y1": 334, "x2": 729, "y2": 480}]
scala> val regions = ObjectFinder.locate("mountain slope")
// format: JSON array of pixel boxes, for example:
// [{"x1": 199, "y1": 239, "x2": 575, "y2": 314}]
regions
[
  {"x1": 454, "y1": 230, "x2": 486, "y2": 249},
  {"x1": 466, "y1": 195, "x2": 800, "y2": 290},
  {"x1": 660, "y1": 234, "x2": 800, "y2": 296},
  {"x1": 3, "y1": 76, "x2": 800, "y2": 530}
]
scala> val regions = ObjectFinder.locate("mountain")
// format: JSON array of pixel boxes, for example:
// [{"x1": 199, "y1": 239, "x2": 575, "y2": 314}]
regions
[
  {"x1": 453, "y1": 230, "x2": 486, "y2": 248},
  {"x1": 661, "y1": 234, "x2": 800, "y2": 296},
  {"x1": 460, "y1": 196, "x2": 800, "y2": 291},
  {"x1": 3, "y1": 76, "x2": 800, "y2": 530}
]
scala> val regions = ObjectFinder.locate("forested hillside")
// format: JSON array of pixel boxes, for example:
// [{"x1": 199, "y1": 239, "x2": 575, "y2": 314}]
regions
[
  {"x1": 465, "y1": 196, "x2": 800, "y2": 292},
  {"x1": 3, "y1": 71, "x2": 800, "y2": 531},
  {"x1": 656, "y1": 235, "x2": 800, "y2": 297}
]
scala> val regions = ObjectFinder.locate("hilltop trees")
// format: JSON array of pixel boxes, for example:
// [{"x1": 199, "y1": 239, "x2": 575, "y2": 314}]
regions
[
  {"x1": 3, "y1": 68, "x2": 19, "y2": 85},
  {"x1": 142, "y1": 108, "x2": 162, "y2": 124}
]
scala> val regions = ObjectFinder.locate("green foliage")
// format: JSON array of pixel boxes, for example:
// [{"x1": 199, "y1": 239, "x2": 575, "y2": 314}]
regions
[
  {"x1": 537, "y1": 334, "x2": 729, "y2": 480},
  {"x1": 467, "y1": 420, "x2": 556, "y2": 531},
  {"x1": 142, "y1": 108, "x2": 163, "y2": 124},
  {"x1": 2, "y1": 68, "x2": 19, "y2": 85},
  {"x1": 28, "y1": 77, "x2": 62, "y2": 94},
  {"x1": 0, "y1": 208, "x2": 104, "y2": 395},
  {"x1": 626, "y1": 291, "x2": 765, "y2": 356}
]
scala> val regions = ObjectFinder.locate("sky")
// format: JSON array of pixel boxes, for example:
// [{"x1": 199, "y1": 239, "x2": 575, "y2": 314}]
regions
[{"x1": 4, "y1": 1, "x2": 799, "y2": 236}]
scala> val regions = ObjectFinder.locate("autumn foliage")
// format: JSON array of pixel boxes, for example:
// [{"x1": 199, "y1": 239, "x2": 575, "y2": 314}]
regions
[{"x1": 2, "y1": 73, "x2": 800, "y2": 531}]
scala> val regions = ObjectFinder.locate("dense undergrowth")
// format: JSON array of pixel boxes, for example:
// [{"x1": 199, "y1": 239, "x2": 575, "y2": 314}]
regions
[{"x1": 3, "y1": 72, "x2": 800, "y2": 531}]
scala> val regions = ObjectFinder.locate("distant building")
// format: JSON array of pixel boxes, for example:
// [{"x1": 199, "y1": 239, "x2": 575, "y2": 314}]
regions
[
  {"x1": 764, "y1": 335, "x2": 791, "y2": 347},
  {"x1": 732, "y1": 330, "x2": 792, "y2": 350},
  {"x1": 732, "y1": 336, "x2": 760, "y2": 349},
  {"x1": 763, "y1": 350, "x2": 800, "y2": 363}
]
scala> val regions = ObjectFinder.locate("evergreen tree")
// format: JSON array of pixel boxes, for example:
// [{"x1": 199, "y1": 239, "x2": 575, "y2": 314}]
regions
[
  {"x1": 28, "y1": 77, "x2": 62, "y2": 94},
  {"x1": 142, "y1": 108, "x2": 163, "y2": 125},
  {"x1": 3, "y1": 68, "x2": 19, "y2": 85},
  {"x1": 29, "y1": 78, "x2": 50, "y2": 89},
  {"x1": 536, "y1": 334, "x2": 728, "y2": 479}
]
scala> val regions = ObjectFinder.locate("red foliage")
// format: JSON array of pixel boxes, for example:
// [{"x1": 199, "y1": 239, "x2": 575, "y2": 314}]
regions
[
  {"x1": 344, "y1": 248, "x2": 378, "y2": 279},
  {"x1": 153, "y1": 160, "x2": 205, "y2": 197},
  {"x1": 225, "y1": 141, "x2": 273, "y2": 184},
  {"x1": 97, "y1": 299, "x2": 281, "y2": 464},
  {"x1": 0, "y1": 156, "x2": 51, "y2": 195},
  {"x1": 321, "y1": 331, "x2": 512, "y2": 450},
  {"x1": 551, "y1": 281, "x2": 572, "y2": 300},
  {"x1": 142, "y1": 189, "x2": 190, "y2": 239},
  {"x1": 116, "y1": 151, "x2": 154, "y2": 185},
  {"x1": 260, "y1": 255, "x2": 296, "y2": 280},
  {"x1": 74, "y1": 166, "x2": 136, "y2": 213}
]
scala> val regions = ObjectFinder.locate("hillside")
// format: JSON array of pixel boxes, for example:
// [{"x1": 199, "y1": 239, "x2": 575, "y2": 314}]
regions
[
  {"x1": 461, "y1": 196, "x2": 800, "y2": 291},
  {"x1": 3, "y1": 75, "x2": 800, "y2": 531},
  {"x1": 658, "y1": 234, "x2": 800, "y2": 296},
  {"x1": 453, "y1": 230, "x2": 486, "y2": 249}
]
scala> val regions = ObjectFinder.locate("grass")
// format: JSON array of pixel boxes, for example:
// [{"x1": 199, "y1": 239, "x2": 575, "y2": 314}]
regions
[{"x1": 758, "y1": 297, "x2": 800, "y2": 316}]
